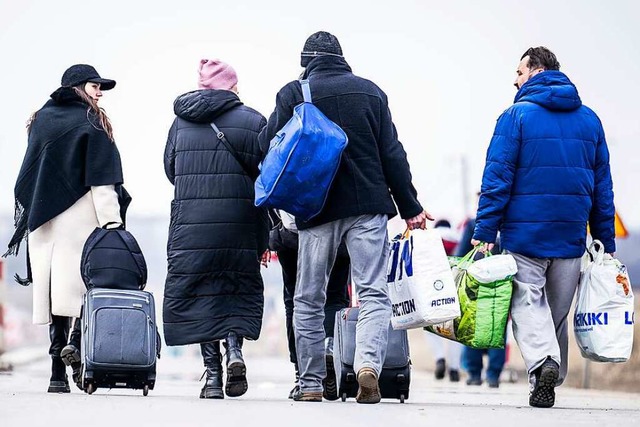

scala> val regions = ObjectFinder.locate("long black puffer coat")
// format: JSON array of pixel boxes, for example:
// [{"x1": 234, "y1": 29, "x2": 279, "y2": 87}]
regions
[{"x1": 163, "y1": 89, "x2": 267, "y2": 346}]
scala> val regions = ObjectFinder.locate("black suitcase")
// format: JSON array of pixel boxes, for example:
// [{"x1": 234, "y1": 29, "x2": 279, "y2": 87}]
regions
[
  {"x1": 82, "y1": 288, "x2": 159, "y2": 396},
  {"x1": 333, "y1": 307, "x2": 411, "y2": 402}
]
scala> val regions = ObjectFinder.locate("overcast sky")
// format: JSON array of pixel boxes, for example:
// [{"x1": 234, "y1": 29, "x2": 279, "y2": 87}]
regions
[{"x1": 1, "y1": 0, "x2": 638, "y2": 231}]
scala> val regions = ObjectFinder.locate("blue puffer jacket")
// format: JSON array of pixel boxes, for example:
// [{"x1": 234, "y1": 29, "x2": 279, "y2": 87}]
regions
[{"x1": 474, "y1": 71, "x2": 615, "y2": 258}]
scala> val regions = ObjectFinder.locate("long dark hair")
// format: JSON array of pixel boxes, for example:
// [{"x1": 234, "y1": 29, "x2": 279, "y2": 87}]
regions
[{"x1": 27, "y1": 84, "x2": 114, "y2": 141}]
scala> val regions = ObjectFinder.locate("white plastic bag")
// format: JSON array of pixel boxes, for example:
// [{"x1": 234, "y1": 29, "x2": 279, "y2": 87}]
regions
[
  {"x1": 574, "y1": 240, "x2": 635, "y2": 362},
  {"x1": 387, "y1": 229, "x2": 460, "y2": 330},
  {"x1": 466, "y1": 254, "x2": 518, "y2": 284}
]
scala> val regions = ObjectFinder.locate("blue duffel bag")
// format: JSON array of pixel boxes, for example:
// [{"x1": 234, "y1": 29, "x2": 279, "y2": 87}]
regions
[{"x1": 255, "y1": 79, "x2": 348, "y2": 221}]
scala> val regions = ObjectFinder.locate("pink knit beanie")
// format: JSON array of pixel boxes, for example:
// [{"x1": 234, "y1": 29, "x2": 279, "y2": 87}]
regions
[{"x1": 198, "y1": 59, "x2": 238, "y2": 90}]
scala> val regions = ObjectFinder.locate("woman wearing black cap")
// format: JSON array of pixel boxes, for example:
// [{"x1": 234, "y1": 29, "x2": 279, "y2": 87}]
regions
[{"x1": 4, "y1": 64, "x2": 127, "y2": 393}]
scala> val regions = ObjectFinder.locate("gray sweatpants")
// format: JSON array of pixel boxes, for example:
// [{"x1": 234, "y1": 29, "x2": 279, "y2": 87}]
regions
[
  {"x1": 507, "y1": 251, "x2": 581, "y2": 387},
  {"x1": 294, "y1": 214, "x2": 391, "y2": 392}
]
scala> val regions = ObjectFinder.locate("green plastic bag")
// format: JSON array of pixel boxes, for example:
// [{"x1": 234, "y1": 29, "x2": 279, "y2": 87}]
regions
[{"x1": 426, "y1": 248, "x2": 514, "y2": 349}]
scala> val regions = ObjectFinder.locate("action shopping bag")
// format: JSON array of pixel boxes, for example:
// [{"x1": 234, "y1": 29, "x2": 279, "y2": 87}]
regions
[
  {"x1": 425, "y1": 248, "x2": 516, "y2": 348},
  {"x1": 387, "y1": 229, "x2": 460, "y2": 330},
  {"x1": 254, "y1": 80, "x2": 348, "y2": 221},
  {"x1": 574, "y1": 240, "x2": 634, "y2": 362}
]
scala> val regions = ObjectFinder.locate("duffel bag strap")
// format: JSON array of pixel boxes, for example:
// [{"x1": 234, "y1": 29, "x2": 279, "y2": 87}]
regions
[{"x1": 300, "y1": 79, "x2": 312, "y2": 103}]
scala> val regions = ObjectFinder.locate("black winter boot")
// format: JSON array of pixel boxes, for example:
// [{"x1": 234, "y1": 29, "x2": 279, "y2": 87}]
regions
[
  {"x1": 48, "y1": 316, "x2": 70, "y2": 393},
  {"x1": 48, "y1": 357, "x2": 70, "y2": 393},
  {"x1": 200, "y1": 342, "x2": 224, "y2": 399},
  {"x1": 223, "y1": 332, "x2": 247, "y2": 397}
]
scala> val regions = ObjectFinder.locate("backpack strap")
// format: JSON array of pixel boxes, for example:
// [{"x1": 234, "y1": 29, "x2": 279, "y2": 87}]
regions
[
  {"x1": 300, "y1": 79, "x2": 312, "y2": 103},
  {"x1": 80, "y1": 228, "x2": 108, "y2": 287},
  {"x1": 115, "y1": 229, "x2": 148, "y2": 287}
]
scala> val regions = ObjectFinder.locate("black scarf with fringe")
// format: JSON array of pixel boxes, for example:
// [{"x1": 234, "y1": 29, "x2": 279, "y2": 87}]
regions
[{"x1": 4, "y1": 87, "x2": 126, "y2": 285}]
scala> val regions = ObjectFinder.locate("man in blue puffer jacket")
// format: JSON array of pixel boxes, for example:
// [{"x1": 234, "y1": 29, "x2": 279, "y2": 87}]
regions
[{"x1": 471, "y1": 47, "x2": 615, "y2": 408}]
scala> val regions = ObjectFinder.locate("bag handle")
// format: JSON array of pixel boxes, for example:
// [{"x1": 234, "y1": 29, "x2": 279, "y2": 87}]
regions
[
  {"x1": 387, "y1": 240, "x2": 401, "y2": 283},
  {"x1": 588, "y1": 239, "x2": 605, "y2": 264},
  {"x1": 457, "y1": 246, "x2": 485, "y2": 269},
  {"x1": 400, "y1": 234, "x2": 413, "y2": 277},
  {"x1": 210, "y1": 122, "x2": 257, "y2": 180},
  {"x1": 300, "y1": 79, "x2": 312, "y2": 103}
]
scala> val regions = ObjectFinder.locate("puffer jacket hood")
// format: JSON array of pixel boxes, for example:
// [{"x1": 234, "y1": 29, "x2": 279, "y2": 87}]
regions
[
  {"x1": 173, "y1": 89, "x2": 242, "y2": 123},
  {"x1": 515, "y1": 70, "x2": 582, "y2": 111}
]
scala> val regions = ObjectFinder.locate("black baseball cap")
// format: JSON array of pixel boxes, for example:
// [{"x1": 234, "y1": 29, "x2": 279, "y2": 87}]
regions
[{"x1": 61, "y1": 64, "x2": 116, "y2": 90}]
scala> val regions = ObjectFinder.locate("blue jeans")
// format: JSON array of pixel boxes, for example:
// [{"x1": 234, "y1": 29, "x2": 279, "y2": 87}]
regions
[
  {"x1": 462, "y1": 346, "x2": 506, "y2": 382},
  {"x1": 294, "y1": 214, "x2": 391, "y2": 392}
]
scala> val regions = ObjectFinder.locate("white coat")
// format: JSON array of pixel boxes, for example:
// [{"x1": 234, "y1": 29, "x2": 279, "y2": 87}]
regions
[{"x1": 28, "y1": 185, "x2": 122, "y2": 324}]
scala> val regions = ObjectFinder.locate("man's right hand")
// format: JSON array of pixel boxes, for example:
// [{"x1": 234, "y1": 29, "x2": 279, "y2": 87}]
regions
[
  {"x1": 470, "y1": 239, "x2": 494, "y2": 253},
  {"x1": 405, "y1": 210, "x2": 434, "y2": 230}
]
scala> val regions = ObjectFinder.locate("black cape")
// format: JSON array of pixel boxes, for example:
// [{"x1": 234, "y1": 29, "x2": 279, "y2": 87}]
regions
[{"x1": 5, "y1": 88, "x2": 126, "y2": 283}]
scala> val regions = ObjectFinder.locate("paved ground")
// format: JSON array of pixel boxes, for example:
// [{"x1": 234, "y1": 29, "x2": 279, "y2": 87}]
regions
[{"x1": 0, "y1": 348, "x2": 638, "y2": 427}]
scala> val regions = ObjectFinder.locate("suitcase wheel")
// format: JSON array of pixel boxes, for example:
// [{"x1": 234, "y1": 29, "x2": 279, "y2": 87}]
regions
[
  {"x1": 143, "y1": 385, "x2": 149, "y2": 397},
  {"x1": 400, "y1": 393, "x2": 405, "y2": 404},
  {"x1": 341, "y1": 392, "x2": 347, "y2": 402},
  {"x1": 86, "y1": 383, "x2": 96, "y2": 395}
]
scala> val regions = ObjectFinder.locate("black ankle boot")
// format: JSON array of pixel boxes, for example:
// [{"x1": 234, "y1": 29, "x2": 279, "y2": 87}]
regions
[
  {"x1": 223, "y1": 332, "x2": 247, "y2": 397},
  {"x1": 200, "y1": 342, "x2": 224, "y2": 399},
  {"x1": 48, "y1": 357, "x2": 70, "y2": 393},
  {"x1": 288, "y1": 365, "x2": 300, "y2": 399}
]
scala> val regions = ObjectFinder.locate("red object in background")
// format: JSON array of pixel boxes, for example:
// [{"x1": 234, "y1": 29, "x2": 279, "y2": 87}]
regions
[{"x1": 442, "y1": 239, "x2": 458, "y2": 256}]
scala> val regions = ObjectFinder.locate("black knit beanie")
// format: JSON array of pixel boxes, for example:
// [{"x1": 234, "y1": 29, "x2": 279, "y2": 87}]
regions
[{"x1": 300, "y1": 31, "x2": 343, "y2": 67}]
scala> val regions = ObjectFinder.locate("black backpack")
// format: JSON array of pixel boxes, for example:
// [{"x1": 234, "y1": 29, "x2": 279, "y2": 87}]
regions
[{"x1": 80, "y1": 227, "x2": 148, "y2": 290}]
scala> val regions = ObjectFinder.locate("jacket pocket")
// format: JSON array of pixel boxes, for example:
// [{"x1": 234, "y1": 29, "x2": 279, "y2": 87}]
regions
[{"x1": 167, "y1": 200, "x2": 182, "y2": 253}]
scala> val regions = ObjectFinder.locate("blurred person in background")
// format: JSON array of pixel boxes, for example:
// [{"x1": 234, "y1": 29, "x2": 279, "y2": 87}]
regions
[
  {"x1": 424, "y1": 218, "x2": 462, "y2": 382},
  {"x1": 455, "y1": 201, "x2": 506, "y2": 388}
]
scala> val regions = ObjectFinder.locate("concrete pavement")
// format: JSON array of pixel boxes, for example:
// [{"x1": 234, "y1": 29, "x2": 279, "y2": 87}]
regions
[{"x1": 0, "y1": 349, "x2": 638, "y2": 427}]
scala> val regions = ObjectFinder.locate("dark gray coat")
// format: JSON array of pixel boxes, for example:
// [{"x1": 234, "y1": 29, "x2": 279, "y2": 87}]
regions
[
  {"x1": 163, "y1": 89, "x2": 267, "y2": 346},
  {"x1": 258, "y1": 56, "x2": 423, "y2": 230}
]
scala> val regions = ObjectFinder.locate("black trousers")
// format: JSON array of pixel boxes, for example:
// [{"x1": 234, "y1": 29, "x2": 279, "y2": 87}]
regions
[
  {"x1": 49, "y1": 315, "x2": 81, "y2": 358},
  {"x1": 278, "y1": 246, "x2": 350, "y2": 366}
]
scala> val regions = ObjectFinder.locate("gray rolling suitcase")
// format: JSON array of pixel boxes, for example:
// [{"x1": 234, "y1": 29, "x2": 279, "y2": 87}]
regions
[
  {"x1": 82, "y1": 288, "x2": 158, "y2": 395},
  {"x1": 333, "y1": 307, "x2": 411, "y2": 402}
]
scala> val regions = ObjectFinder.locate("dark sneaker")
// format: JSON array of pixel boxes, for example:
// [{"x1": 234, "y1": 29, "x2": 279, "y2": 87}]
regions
[
  {"x1": 435, "y1": 358, "x2": 446, "y2": 380},
  {"x1": 529, "y1": 358, "x2": 559, "y2": 408},
  {"x1": 60, "y1": 345, "x2": 81, "y2": 366},
  {"x1": 323, "y1": 338, "x2": 338, "y2": 401},
  {"x1": 466, "y1": 376, "x2": 482, "y2": 386},
  {"x1": 71, "y1": 362, "x2": 83, "y2": 391},
  {"x1": 487, "y1": 378, "x2": 500, "y2": 388},
  {"x1": 288, "y1": 383, "x2": 300, "y2": 399},
  {"x1": 355, "y1": 368, "x2": 381, "y2": 404},
  {"x1": 292, "y1": 389, "x2": 323, "y2": 402},
  {"x1": 47, "y1": 380, "x2": 70, "y2": 393},
  {"x1": 449, "y1": 369, "x2": 460, "y2": 382}
]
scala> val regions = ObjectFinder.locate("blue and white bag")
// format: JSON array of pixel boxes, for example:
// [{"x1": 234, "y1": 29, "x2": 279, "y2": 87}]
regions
[
  {"x1": 574, "y1": 240, "x2": 634, "y2": 362},
  {"x1": 387, "y1": 229, "x2": 460, "y2": 330}
]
